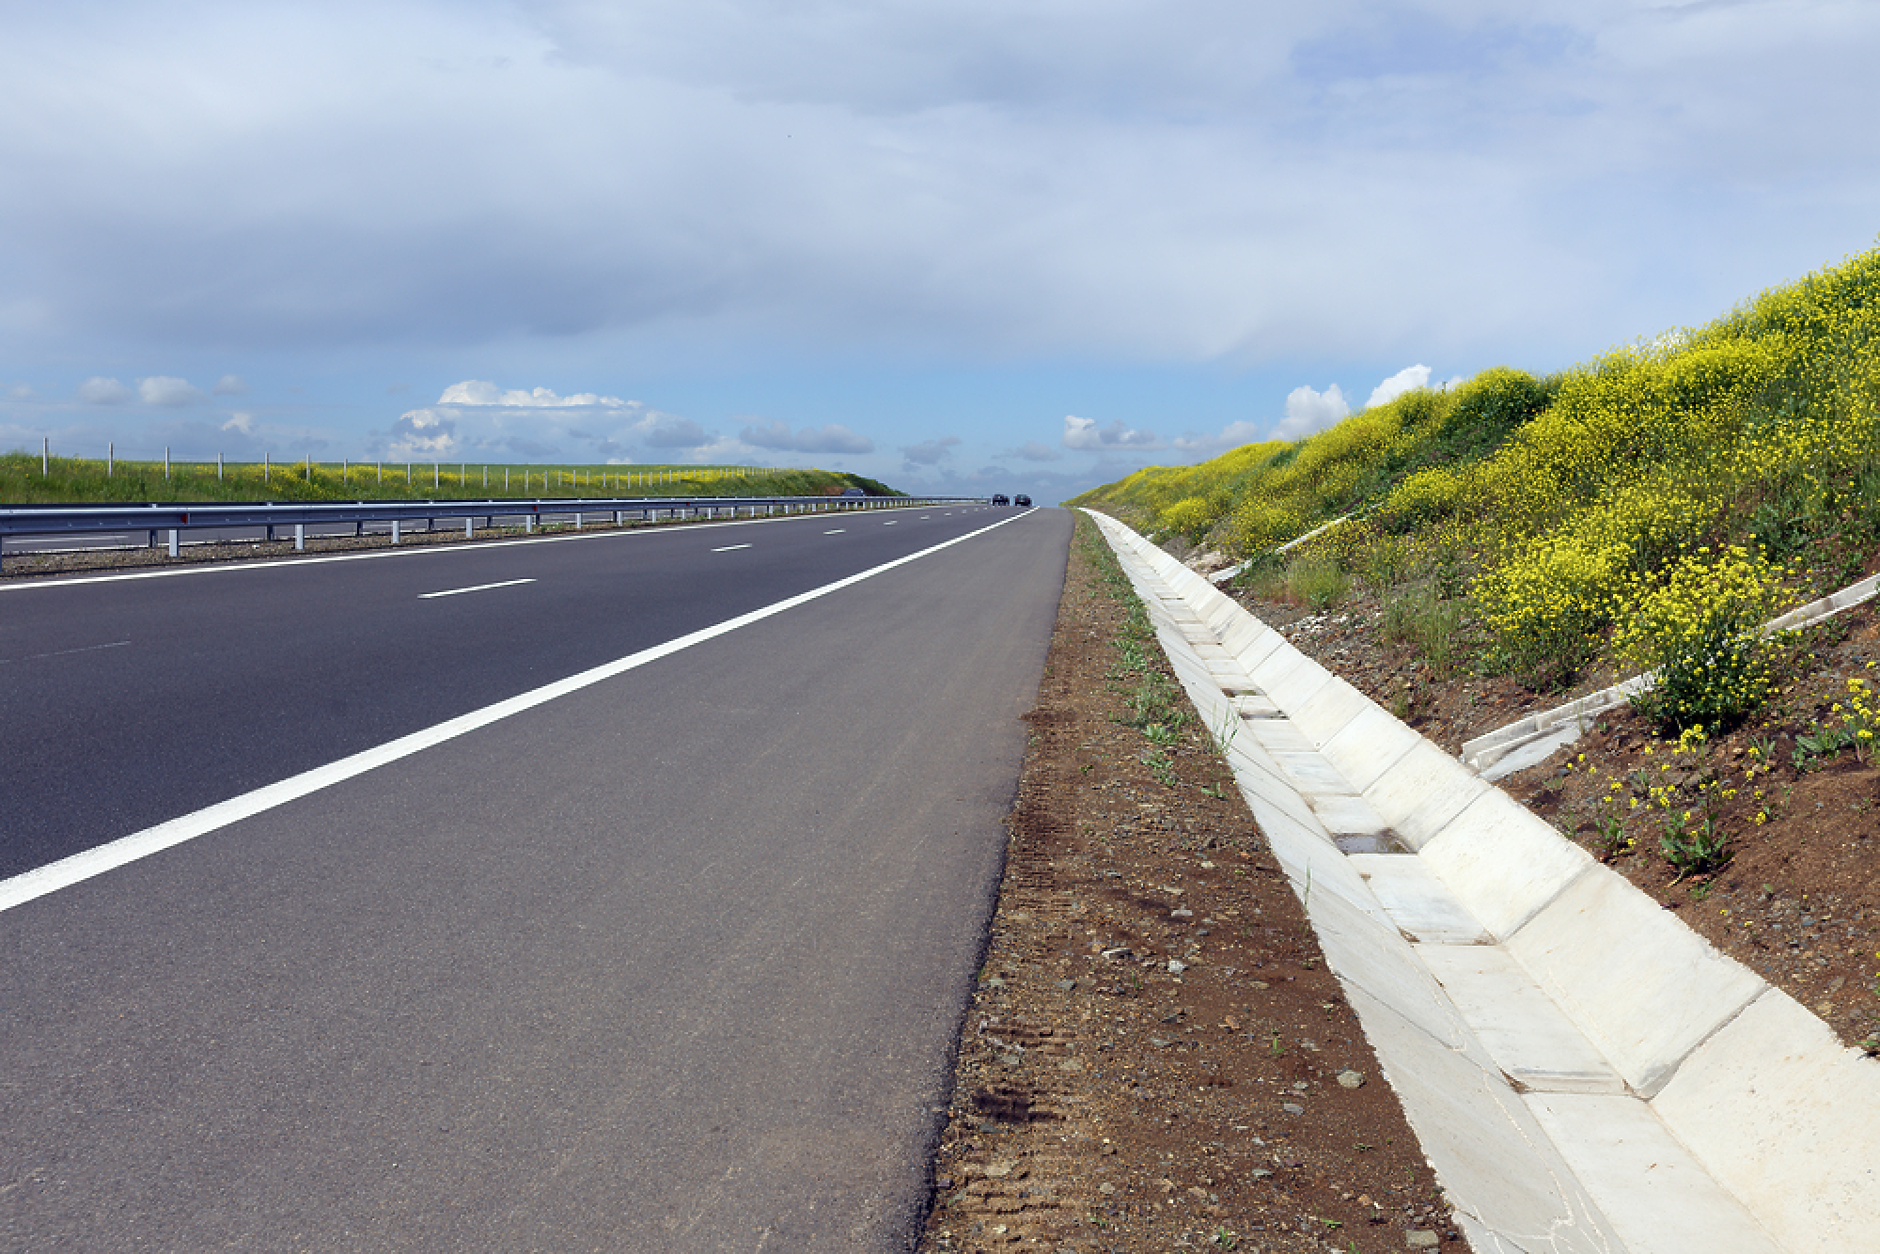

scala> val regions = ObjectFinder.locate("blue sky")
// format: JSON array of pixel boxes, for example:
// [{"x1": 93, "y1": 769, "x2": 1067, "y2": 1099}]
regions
[{"x1": 3, "y1": 0, "x2": 1877, "y2": 502}]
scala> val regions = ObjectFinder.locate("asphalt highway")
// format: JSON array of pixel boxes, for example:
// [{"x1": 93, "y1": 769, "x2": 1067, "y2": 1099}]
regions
[{"x1": 0, "y1": 503, "x2": 1072, "y2": 1251}]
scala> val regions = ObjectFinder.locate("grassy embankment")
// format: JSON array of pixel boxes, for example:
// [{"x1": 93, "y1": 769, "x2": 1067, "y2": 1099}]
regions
[
  {"x1": 1073, "y1": 245, "x2": 1880, "y2": 922},
  {"x1": 0, "y1": 457, "x2": 897, "y2": 505},
  {"x1": 1073, "y1": 244, "x2": 1880, "y2": 705}
]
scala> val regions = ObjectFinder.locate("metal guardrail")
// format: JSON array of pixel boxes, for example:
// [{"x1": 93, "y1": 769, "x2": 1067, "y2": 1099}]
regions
[{"x1": 0, "y1": 493, "x2": 989, "y2": 568}]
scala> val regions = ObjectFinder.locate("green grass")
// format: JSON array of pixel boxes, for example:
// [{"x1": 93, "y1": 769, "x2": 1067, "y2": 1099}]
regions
[
  {"x1": 0, "y1": 454, "x2": 899, "y2": 505},
  {"x1": 1074, "y1": 239, "x2": 1880, "y2": 700}
]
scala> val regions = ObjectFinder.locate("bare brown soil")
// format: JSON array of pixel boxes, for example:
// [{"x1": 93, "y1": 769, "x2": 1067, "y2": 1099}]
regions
[
  {"x1": 918, "y1": 526, "x2": 1454, "y2": 1254},
  {"x1": 1229, "y1": 576, "x2": 1880, "y2": 1054}
]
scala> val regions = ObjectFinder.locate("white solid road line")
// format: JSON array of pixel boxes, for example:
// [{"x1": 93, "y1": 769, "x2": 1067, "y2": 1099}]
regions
[
  {"x1": 710, "y1": 543, "x2": 753, "y2": 552},
  {"x1": 0, "y1": 509, "x2": 1035, "y2": 915},
  {"x1": 418, "y1": 578, "x2": 536, "y2": 599},
  {"x1": 824, "y1": 529, "x2": 845, "y2": 534}
]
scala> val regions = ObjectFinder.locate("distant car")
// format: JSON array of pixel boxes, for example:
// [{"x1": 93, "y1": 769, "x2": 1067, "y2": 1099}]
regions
[
  {"x1": 1013, "y1": 494, "x2": 1032, "y2": 507},
  {"x1": 840, "y1": 486, "x2": 867, "y2": 496},
  {"x1": 991, "y1": 494, "x2": 1010, "y2": 505}
]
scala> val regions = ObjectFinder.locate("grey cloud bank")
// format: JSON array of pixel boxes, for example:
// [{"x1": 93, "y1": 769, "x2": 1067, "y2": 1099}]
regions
[{"x1": 3, "y1": 1, "x2": 1877, "y2": 500}]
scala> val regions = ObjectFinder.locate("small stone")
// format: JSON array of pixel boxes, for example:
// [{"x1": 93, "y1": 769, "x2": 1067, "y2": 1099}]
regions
[
  {"x1": 1167, "y1": 959, "x2": 1187, "y2": 975},
  {"x1": 985, "y1": 976, "x2": 1006, "y2": 989},
  {"x1": 1292, "y1": 1081, "x2": 1309, "y2": 1091},
  {"x1": 1406, "y1": 1230, "x2": 1439, "y2": 1248},
  {"x1": 1816, "y1": 1000, "x2": 1835, "y2": 1016},
  {"x1": 1199, "y1": 860, "x2": 1216, "y2": 869},
  {"x1": 1058, "y1": 1058, "x2": 1085, "y2": 1072},
  {"x1": 1055, "y1": 978, "x2": 1077, "y2": 992},
  {"x1": 1172, "y1": 908, "x2": 1194, "y2": 919},
  {"x1": 1249, "y1": 980, "x2": 1270, "y2": 990},
  {"x1": 1001, "y1": 1053, "x2": 1023, "y2": 1067},
  {"x1": 1098, "y1": 1182, "x2": 1116, "y2": 1195},
  {"x1": 1337, "y1": 1069, "x2": 1365, "y2": 1089},
  {"x1": 1103, "y1": 947, "x2": 1135, "y2": 961},
  {"x1": 1249, "y1": 1168, "x2": 1274, "y2": 1179},
  {"x1": 983, "y1": 1162, "x2": 1015, "y2": 1178},
  {"x1": 1281, "y1": 1102, "x2": 1305, "y2": 1115}
]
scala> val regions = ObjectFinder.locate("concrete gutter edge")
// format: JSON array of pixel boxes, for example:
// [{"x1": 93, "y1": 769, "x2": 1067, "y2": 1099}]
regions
[{"x1": 1084, "y1": 508, "x2": 1880, "y2": 1254}]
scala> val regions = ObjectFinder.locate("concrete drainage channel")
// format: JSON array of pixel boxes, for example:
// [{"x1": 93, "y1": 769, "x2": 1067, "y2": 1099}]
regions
[{"x1": 1085, "y1": 509, "x2": 1880, "y2": 1254}]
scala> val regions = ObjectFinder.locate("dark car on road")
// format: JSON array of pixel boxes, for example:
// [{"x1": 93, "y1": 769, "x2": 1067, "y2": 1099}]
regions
[
  {"x1": 991, "y1": 494, "x2": 1010, "y2": 505},
  {"x1": 1013, "y1": 494, "x2": 1031, "y2": 507}
]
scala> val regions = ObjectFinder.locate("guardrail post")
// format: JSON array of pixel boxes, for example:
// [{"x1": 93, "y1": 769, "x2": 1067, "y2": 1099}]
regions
[
  {"x1": 574, "y1": 512, "x2": 583, "y2": 530},
  {"x1": 525, "y1": 516, "x2": 534, "y2": 534},
  {"x1": 465, "y1": 517, "x2": 473, "y2": 537},
  {"x1": 391, "y1": 520, "x2": 400, "y2": 545},
  {"x1": 168, "y1": 529, "x2": 179, "y2": 558},
  {"x1": 293, "y1": 524, "x2": 304, "y2": 551}
]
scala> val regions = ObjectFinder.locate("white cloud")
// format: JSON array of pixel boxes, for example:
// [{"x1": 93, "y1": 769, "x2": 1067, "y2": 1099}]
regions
[
  {"x1": 77, "y1": 376, "x2": 131, "y2": 404},
  {"x1": 1272, "y1": 384, "x2": 1350, "y2": 440},
  {"x1": 1014, "y1": 440, "x2": 1061, "y2": 462},
  {"x1": 8, "y1": 383, "x2": 35, "y2": 400},
  {"x1": 139, "y1": 376, "x2": 206, "y2": 406},
  {"x1": 438, "y1": 381, "x2": 627, "y2": 408},
  {"x1": 222, "y1": 412, "x2": 255, "y2": 434},
  {"x1": 739, "y1": 419, "x2": 874, "y2": 454},
  {"x1": 1063, "y1": 414, "x2": 1160, "y2": 451},
  {"x1": 901, "y1": 436, "x2": 961, "y2": 467},
  {"x1": 212, "y1": 374, "x2": 248, "y2": 395},
  {"x1": 1173, "y1": 419, "x2": 1268, "y2": 459},
  {"x1": 1366, "y1": 365, "x2": 1431, "y2": 409}
]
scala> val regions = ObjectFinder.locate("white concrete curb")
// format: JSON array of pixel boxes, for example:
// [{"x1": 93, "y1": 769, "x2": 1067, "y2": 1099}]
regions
[
  {"x1": 1084, "y1": 509, "x2": 1880, "y2": 1254},
  {"x1": 1462, "y1": 574, "x2": 1880, "y2": 780}
]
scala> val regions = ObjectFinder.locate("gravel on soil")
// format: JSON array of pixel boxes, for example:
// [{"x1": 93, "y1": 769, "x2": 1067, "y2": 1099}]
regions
[{"x1": 918, "y1": 522, "x2": 1455, "y2": 1254}]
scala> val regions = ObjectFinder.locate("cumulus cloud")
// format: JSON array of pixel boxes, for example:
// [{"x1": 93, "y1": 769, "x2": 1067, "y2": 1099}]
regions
[
  {"x1": 1272, "y1": 384, "x2": 1350, "y2": 440},
  {"x1": 222, "y1": 412, "x2": 255, "y2": 434},
  {"x1": 212, "y1": 374, "x2": 248, "y2": 395},
  {"x1": 386, "y1": 408, "x2": 459, "y2": 457},
  {"x1": 739, "y1": 419, "x2": 874, "y2": 454},
  {"x1": 1366, "y1": 365, "x2": 1431, "y2": 409},
  {"x1": 77, "y1": 376, "x2": 131, "y2": 404},
  {"x1": 1014, "y1": 440, "x2": 1061, "y2": 462},
  {"x1": 1063, "y1": 414, "x2": 1160, "y2": 451},
  {"x1": 901, "y1": 436, "x2": 961, "y2": 467},
  {"x1": 438, "y1": 380, "x2": 627, "y2": 408},
  {"x1": 1173, "y1": 419, "x2": 1268, "y2": 459},
  {"x1": 139, "y1": 376, "x2": 207, "y2": 406}
]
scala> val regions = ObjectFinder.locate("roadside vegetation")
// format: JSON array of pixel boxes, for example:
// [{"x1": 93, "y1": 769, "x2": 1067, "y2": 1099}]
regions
[
  {"x1": 1072, "y1": 242, "x2": 1880, "y2": 1048},
  {"x1": 0, "y1": 455, "x2": 896, "y2": 505}
]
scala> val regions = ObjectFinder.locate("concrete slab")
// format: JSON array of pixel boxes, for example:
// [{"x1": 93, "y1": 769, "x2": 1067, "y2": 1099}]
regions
[
  {"x1": 1231, "y1": 627, "x2": 1289, "y2": 676},
  {"x1": 1523, "y1": 1093, "x2": 1783, "y2": 1254},
  {"x1": 1418, "y1": 945, "x2": 1625, "y2": 1096},
  {"x1": 1319, "y1": 705, "x2": 1425, "y2": 793},
  {"x1": 1305, "y1": 793, "x2": 1391, "y2": 837},
  {"x1": 1341, "y1": 985, "x2": 1626, "y2": 1254},
  {"x1": 1270, "y1": 749, "x2": 1360, "y2": 797},
  {"x1": 1348, "y1": 855, "x2": 1492, "y2": 944},
  {"x1": 1361, "y1": 739, "x2": 1491, "y2": 850},
  {"x1": 1232, "y1": 694, "x2": 1282, "y2": 719},
  {"x1": 1288, "y1": 678, "x2": 1377, "y2": 750},
  {"x1": 1417, "y1": 790, "x2": 1595, "y2": 940},
  {"x1": 1505, "y1": 868, "x2": 1766, "y2": 1097},
  {"x1": 1259, "y1": 653, "x2": 1335, "y2": 713},
  {"x1": 1653, "y1": 989, "x2": 1880, "y2": 1248},
  {"x1": 1478, "y1": 724, "x2": 1583, "y2": 782},
  {"x1": 1243, "y1": 719, "x2": 1315, "y2": 753}
]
